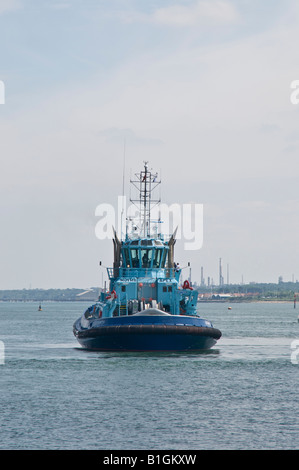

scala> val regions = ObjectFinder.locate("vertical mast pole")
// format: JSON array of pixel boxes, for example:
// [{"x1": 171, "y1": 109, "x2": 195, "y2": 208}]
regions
[
  {"x1": 143, "y1": 161, "x2": 147, "y2": 237},
  {"x1": 121, "y1": 138, "x2": 126, "y2": 240}
]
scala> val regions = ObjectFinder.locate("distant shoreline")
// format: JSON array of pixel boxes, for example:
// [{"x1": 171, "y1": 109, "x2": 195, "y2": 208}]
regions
[
  {"x1": 0, "y1": 286, "x2": 297, "y2": 303},
  {"x1": 199, "y1": 299, "x2": 295, "y2": 304},
  {"x1": 0, "y1": 299, "x2": 93, "y2": 302},
  {"x1": 0, "y1": 299, "x2": 295, "y2": 304}
]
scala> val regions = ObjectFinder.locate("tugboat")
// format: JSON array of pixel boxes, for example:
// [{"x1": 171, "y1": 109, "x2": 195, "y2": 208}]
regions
[{"x1": 73, "y1": 162, "x2": 221, "y2": 351}]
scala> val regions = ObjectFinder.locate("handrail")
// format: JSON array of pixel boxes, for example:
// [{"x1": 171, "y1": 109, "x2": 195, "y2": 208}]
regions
[{"x1": 106, "y1": 267, "x2": 177, "y2": 280}]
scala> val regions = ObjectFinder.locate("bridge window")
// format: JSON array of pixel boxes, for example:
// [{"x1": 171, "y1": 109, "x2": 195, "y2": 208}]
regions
[
  {"x1": 131, "y1": 248, "x2": 140, "y2": 267},
  {"x1": 123, "y1": 248, "x2": 130, "y2": 267},
  {"x1": 153, "y1": 249, "x2": 162, "y2": 268},
  {"x1": 161, "y1": 249, "x2": 168, "y2": 268},
  {"x1": 141, "y1": 240, "x2": 152, "y2": 246},
  {"x1": 141, "y1": 249, "x2": 153, "y2": 268}
]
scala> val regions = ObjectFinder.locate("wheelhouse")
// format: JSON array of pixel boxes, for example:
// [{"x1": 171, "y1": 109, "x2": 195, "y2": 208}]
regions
[{"x1": 122, "y1": 238, "x2": 169, "y2": 269}]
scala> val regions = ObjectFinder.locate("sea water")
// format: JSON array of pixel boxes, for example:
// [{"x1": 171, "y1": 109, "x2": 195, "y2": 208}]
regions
[{"x1": 0, "y1": 301, "x2": 298, "y2": 450}]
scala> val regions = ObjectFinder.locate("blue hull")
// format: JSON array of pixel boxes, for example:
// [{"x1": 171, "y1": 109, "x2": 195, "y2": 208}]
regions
[{"x1": 73, "y1": 313, "x2": 221, "y2": 352}]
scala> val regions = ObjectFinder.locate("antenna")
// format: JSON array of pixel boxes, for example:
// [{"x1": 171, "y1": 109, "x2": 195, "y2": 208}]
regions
[
  {"x1": 122, "y1": 138, "x2": 126, "y2": 197},
  {"x1": 129, "y1": 162, "x2": 161, "y2": 238},
  {"x1": 120, "y1": 139, "x2": 126, "y2": 240}
]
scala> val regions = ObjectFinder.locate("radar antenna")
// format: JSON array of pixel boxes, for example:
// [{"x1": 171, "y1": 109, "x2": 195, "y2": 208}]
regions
[{"x1": 129, "y1": 161, "x2": 161, "y2": 238}]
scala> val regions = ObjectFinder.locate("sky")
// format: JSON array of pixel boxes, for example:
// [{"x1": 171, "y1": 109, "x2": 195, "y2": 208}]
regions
[{"x1": 1, "y1": 0, "x2": 299, "y2": 289}]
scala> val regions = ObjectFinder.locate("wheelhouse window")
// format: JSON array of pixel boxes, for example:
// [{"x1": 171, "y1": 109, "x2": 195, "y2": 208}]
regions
[
  {"x1": 141, "y1": 249, "x2": 153, "y2": 268},
  {"x1": 161, "y1": 249, "x2": 168, "y2": 268},
  {"x1": 123, "y1": 248, "x2": 130, "y2": 267},
  {"x1": 131, "y1": 248, "x2": 140, "y2": 267},
  {"x1": 153, "y1": 248, "x2": 162, "y2": 268},
  {"x1": 141, "y1": 239, "x2": 152, "y2": 246}
]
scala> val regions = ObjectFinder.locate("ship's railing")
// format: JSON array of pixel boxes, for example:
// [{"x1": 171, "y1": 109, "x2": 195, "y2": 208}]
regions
[{"x1": 106, "y1": 267, "x2": 177, "y2": 280}]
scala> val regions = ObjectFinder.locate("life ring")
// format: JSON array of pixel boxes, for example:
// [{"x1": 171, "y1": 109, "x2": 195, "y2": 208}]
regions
[
  {"x1": 183, "y1": 280, "x2": 193, "y2": 290},
  {"x1": 106, "y1": 290, "x2": 117, "y2": 300}
]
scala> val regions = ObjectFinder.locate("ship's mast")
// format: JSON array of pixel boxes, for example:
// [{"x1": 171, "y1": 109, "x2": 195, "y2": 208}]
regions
[
  {"x1": 143, "y1": 162, "x2": 147, "y2": 236},
  {"x1": 129, "y1": 161, "x2": 161, "y2": 238}
]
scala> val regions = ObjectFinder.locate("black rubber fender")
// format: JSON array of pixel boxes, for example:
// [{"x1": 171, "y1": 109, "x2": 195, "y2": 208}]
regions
[{"x1": 76, "y1": 324, "x2": 222, "y2": 340}]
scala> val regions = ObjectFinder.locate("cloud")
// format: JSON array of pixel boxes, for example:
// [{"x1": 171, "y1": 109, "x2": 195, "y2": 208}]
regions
[
  {"x1": 2, "y1": 0, "x2": 299, "y2": 287},
  {"x1": 98, "y1": 128, "x2": 163, "y2": 146},
  {"x1": 47, "y1": 2, "x2": 71, "y2": 10},
  {"x1": 0, "y1": 0, "x2": 21, "y2": 15},
  {"x1": 123, "y1": 1, "x2": 239, "y2": 27}
]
